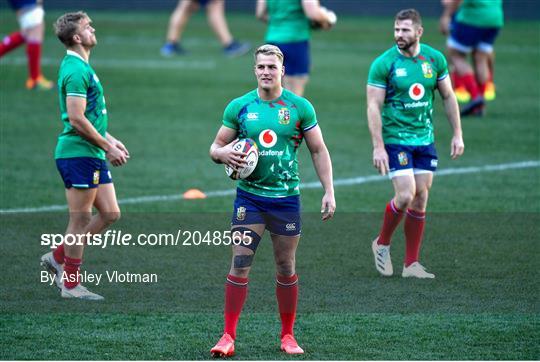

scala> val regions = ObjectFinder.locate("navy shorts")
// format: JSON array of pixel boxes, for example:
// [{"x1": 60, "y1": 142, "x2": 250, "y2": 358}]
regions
[
  {"x1": 385, "y1": 143, "x2": 438, "y2": 178},
  {"x1": 8, "y1": 0, "x2": 36, "y2": 11},
  {"x1": 231, "y1": 188, "x2": 301, "y2": 236},
  {"x1": 56, "y1": 157, "x2": 112, "y2": 189},
  {"x1": 270, "y1": 40, "x2": 310, "y2": 76},
  {"x1": 197, "y1": 0, "x2": 211, "y2": 7},
  {"x1": 448, "y1": 20, "x2": 500, "y2": 53}
]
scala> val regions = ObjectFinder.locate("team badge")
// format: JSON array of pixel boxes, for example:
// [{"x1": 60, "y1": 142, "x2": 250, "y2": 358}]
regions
[
  {"x1": 93, "y1": 170, "x2": 100, "y2": 184},
  {"x1": 421, "y1": 62, "x2": 433, "y2": 78},
  {"x1": 236, "y1": 206, "x2": 246, "y2": 221},
  {"x1": 408, "y1": 83, "x2": 425, "y2": 101},
  {"x1": 278, "y1": 108, "x2": 290, "y2": 125},
  {"x1": 259, "y1": 129, "x2": 277, "y2": 148},
  {"x1": 398, "y1": 152, "x2": 408, "y2": 166}
]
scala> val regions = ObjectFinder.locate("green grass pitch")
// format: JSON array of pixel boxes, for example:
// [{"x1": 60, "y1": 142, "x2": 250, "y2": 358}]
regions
[{"x1": 1, "y1": 11, "x2": 539, "y2": 360}]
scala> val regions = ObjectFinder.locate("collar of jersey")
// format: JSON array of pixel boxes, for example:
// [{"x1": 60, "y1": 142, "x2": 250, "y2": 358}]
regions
[
  {"x1": 395, "y1": 43, "x2": 422, "y2": 59},
  {"x1": 66, "y1": 50, "x2": 88, "y2": 63},
  {"x1": 256, "y1": 87, "x2": 284, "y2": 103}
]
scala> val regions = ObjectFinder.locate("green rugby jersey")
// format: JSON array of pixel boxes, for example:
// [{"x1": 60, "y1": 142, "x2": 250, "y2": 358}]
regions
[
  {"x1": 223, "y1": 88, "x2": 318, "y2": 198},
  {"x1": 265, "y1": 0, "x2": 310, "y2": 43},
  {"x1": 367, "y1": 44, "x2": 449, "y2": 146},
  {"x1": 55, "y1": 50, "x2": 108, "y2": 160},
  {"x1": 456, "y1": 0, "x2": 504, "y2": 28}
]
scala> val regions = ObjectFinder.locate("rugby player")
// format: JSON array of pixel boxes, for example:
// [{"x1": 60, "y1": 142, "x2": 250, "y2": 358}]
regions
[
  {"x1": 256, "y1": 0, "x2": 336, "y2": 96},
  {"x1": 0, "y1": 0, "x2": 52, "y2": 90},
  {"x1": 161, "y1": 0, "x2": 250, "y2": 57},
  {"x1": 209, "y1": 44, "x2": 335, "y2": 356},
  {"x1": 40, "y1": 12, "x2": 129, "y2": 300},
  {"x1": 367, "y1": 9, "x2": 464, "y2": 279},
  {"x1": 440, "y1": 0, "x2": 503, "y2": 115}
]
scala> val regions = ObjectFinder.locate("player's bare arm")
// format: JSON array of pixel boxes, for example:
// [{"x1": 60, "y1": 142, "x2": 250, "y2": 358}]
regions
[
  {"x1": 304, "y1": 125, "x2": 336, "y2": 220},
  {"x1": 439, "y1": 0, "x2": 462, "y2": 35},
  {"x1": 210, "y1": 125, "x2": 247, "y2": 169},
  {"x1": 302, "y1": 0, "x2": 335, "y2": 29},
  {"x1": 438, "y1": 76, "x2": 465, "y2": 159},
  {"x1": 255, "y1": 0, "x2": 268, "y2": 22},
  {"x1": 66, "y1": 96, "x2": 127, "y2": 166},
  {"x1": 366, "y1": 85, "x2": 390, "y2": 175}
]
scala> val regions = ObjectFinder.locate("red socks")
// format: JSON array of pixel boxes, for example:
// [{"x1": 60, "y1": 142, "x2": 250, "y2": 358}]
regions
[
  {"x1": 276, "y1": 274, "x2": 298, "y2": 338},
  {"x1": 404, "y1": 209, "x2": 426, "y2": 266},
  {"x1": 461, "y1": 73, "x2": 480, "y2": 100},
  {"x1": 53, "y1": 244, "x2": 65, "y2": 264},
  {"x1": 26, "y1": 41, "x2": 42, "y2": 80},
  {"x1": 224, "y1": 274, "x2": 248, "y2": 339},
  {"x1": 63, "y1": 256, "x2": 82, "y2": 289},
  {"x1": 0, "y1": 31, "x2": 24, "y2": 57},
  {"x1": 378, "y1": 199, "x2": 404, "y2": 245}
]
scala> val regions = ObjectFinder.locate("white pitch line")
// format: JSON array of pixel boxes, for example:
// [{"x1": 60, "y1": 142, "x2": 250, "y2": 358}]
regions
[
  {"x1": 1, "y1": 160, "x2": 538, "y2": 214},
  {"x1": 0, "y1": 57, "x2": 216, "y2": 70}
]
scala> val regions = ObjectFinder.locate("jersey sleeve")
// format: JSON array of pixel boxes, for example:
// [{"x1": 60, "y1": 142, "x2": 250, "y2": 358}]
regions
[
  {"x1": 367, "y1": 56, "x2": 388, "y2": 89},
  {"x1": 434, "y1": 50, "x2": 449, "y2": 81},
  {"x1": 64, "y1": 68, "x2": 89, "y2": 98},
  {"x1": 299, "y1": 98, "x2": 318, "y2": 132},
  {"x1": 222, "y1": 99, "x2": 240, "y2": 130}
]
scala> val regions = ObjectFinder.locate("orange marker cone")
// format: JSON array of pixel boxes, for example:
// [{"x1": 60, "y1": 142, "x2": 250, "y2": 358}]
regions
[{"x1": 183, "y1": 188, "x2": 207, "y2": 199}]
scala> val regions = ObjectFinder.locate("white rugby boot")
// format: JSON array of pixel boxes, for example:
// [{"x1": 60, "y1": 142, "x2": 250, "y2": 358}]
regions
[
  {"x1": 402, "y1": 262, "x2": 435, "y2": 279},
  {"x1": 40, "y1": 251, "x2": 64, "y2": 289},
  {"x1": 61, "y1": 284, "x2": 104, "y2": 301},
  {"x1": 372, "y1": 238, "x2": 393, "y2": 276}
]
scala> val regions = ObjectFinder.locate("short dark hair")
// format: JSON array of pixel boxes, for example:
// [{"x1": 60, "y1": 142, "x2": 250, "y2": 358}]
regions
[
  {"x1": 54, "y1": 11, "x2": 89, "y2": 47},
  {"x1": 395, "y1": 8, "x2": 422, "y2": 27}
]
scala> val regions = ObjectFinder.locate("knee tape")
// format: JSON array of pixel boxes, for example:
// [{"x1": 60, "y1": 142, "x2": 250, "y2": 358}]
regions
[{"x1": 231, "y1": 227, "x2": 261, "y2": 252}]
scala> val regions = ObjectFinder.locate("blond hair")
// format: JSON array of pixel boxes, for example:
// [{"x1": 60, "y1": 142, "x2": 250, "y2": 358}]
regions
[
  {"x1": 54, "y1": 11, "x2": 89, "y2": 47},
  {"x1": 254, "y1": 44, "x2": 284, "y2": 64}
]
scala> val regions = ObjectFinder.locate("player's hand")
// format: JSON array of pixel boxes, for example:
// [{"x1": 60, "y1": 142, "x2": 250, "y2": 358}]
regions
[
  {"x1": 106, "y1": 144, "x2": 127, "y2": 167},
  {"x1": 450, "y1": 135, "x2": 465, "y2": 159},
  {"x1": 217, "y1": 139, "x2": 247, "y2": 170},
  {"x1": 113, "y1": 139, "x2": 130, "y2": 159},
  {"x1": 373, "y1": 146, "x2": 390, "y2": 175},
  {"x1": 321, "y1": 192, "x2": 336, "y2": 221}
]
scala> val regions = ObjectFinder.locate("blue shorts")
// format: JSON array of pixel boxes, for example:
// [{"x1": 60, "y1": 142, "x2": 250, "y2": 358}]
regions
[
  {"x1": 231, "y1": 188, "x2": 301, "y2": 236},
  {"x1": 448, "y1": 20, "x2": 500, "y2": 53},
  {"x1": 8, "y1": 0, "x2": 36, "y2": 11},
  {"x1": 385, "y1": 143, "x2": 438, "y2": 178},
  {"x1": 56, "y1": 157, "x2": 112, "y2": 189},
  {"x1": 197, "y1": 0, "x2": 211, "y2": 7},
  {"x1": 269, "y1": 40, "x2": 310, "y2": 76}
]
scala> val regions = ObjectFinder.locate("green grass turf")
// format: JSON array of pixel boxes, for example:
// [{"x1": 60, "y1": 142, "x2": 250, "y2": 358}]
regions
[{"x1": 1, "y1": 11, "x2": 539, "y2": 360}]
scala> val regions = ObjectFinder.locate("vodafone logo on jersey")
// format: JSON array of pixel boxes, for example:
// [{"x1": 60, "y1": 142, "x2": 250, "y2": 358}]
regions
[
  {"x1": 408, "y1": 83, "x2": 425, "y2": 101},
  {"x1": 258, "y1": 129, "x2": 277, "y2": 148}
]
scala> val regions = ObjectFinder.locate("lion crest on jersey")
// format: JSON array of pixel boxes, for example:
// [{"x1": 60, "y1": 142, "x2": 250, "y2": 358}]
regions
[
  {"x1": 421, "y1": 62, "x2": 433, "y2": 78},
  {"x1": 278, "y1": 108, "x2": 290, "y2": 125}
]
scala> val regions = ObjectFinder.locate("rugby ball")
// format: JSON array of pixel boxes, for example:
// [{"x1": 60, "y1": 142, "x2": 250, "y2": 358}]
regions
[{"x1": 225, "y1": 138, "x2": 259, "y2": 180}]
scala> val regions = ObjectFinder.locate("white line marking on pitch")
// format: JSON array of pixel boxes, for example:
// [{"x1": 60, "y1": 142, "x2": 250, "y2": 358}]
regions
[
  {"x1": 1, "y1": 160, "x2": 538, "y2": 214},
  {"x1": 0, "y1": 57, "x2": 216, "y2": 70}
]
